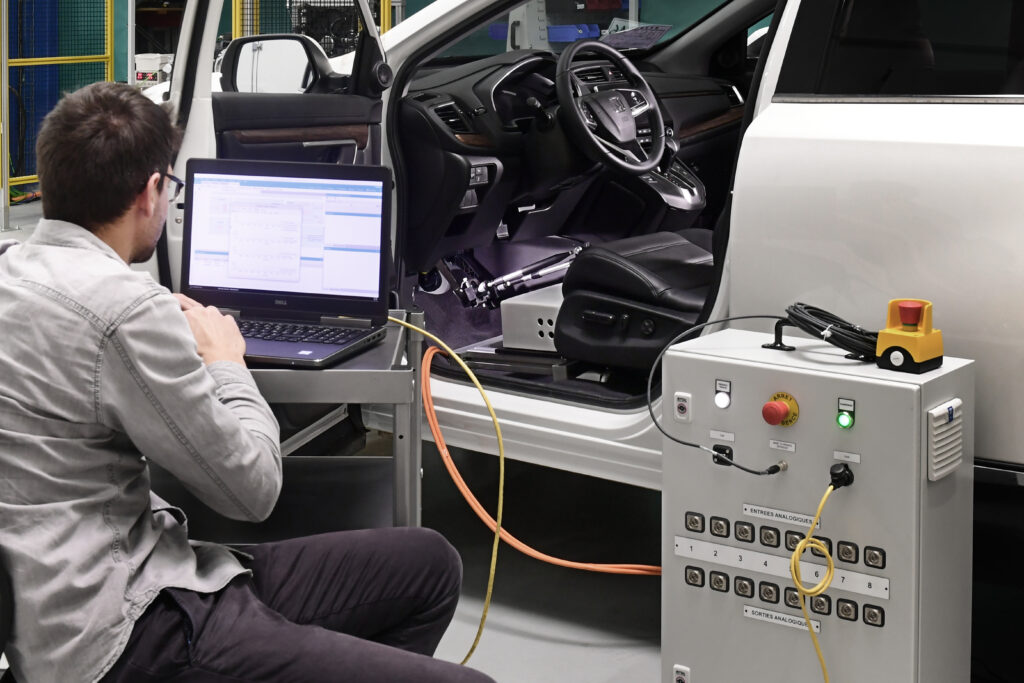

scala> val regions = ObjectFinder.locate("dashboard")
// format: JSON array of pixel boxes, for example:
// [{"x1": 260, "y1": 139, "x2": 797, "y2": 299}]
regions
[
  {"x1": 492, "y1": 66, "x2": 557, "y2": 131},
  {"x1": 403, "y1": 50, "x2": 645, "y2": 148},
  {"x1": 397, "y1": 49, "x2": 735, "y2": 273}
]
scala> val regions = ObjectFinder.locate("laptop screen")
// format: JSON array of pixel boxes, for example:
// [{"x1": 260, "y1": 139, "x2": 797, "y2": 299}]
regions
[
  {"x1": 188, "y1": 172, "x2": 383, "y2": 298},
  {"x1": 181, "y1": 159, "x2": 392, "y2": 321}
]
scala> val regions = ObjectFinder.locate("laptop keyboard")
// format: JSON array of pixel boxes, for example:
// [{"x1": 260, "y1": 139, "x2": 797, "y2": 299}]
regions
[{"x1": 238, "y1": 320, "x2": 364, "y2": 344}]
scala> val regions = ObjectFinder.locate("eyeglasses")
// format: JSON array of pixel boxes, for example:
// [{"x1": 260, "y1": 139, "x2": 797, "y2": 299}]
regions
[{"x1": 162, "y1": 172, "x2": 185, "y2": 202}]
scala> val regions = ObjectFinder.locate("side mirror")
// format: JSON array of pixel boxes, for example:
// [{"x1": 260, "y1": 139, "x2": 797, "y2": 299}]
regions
[{"x1": 219, "y1": 34, "x2": 348, "y2": 94}]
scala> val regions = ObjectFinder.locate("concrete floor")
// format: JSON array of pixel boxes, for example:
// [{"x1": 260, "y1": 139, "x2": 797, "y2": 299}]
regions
[
  {"x1": 423, "y1": 445, "x2": 662, "y2": 682},
  {"x1": 3, "y1": 200, "x2": 42, "y2": 236}
]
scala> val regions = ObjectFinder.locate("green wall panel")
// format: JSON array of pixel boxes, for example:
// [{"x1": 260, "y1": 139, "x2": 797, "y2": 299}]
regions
[
  {"x1": 220, "y1": 0, "x2": 233, "y2": 37},
  {"x1": 405, "y1": 0, "x2": 433, "y2": 18},
  {"x1": 116, "y1": 0, "x2": 127, "y2": 81}
]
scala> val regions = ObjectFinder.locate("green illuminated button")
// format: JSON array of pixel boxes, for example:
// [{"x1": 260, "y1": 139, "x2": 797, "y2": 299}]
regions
[{"x1": 837, "y1": 411, "x2": 855, "y2": 429}]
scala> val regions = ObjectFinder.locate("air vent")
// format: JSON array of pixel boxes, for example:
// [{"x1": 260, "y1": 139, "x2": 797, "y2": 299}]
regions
[
  {"x1": 575, "y1": 66, "x2": 607, "y2": 83},
  {"x1": 607, "y1": 67, "x2": 624, "y2": 81},
  {"x1": 433, "y1": 102, "x2": 471, "y2": 134},
  {"x1": 927, "y1": 398, "x2": 964, "y2": 481}
]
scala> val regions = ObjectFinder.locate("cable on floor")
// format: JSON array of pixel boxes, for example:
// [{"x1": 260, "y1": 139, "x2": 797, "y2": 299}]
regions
[
  {"x1": 422, "y1": 346, "x2": 661, "y2": 575},
  {"x1": 387, "y1": 316, "x2": 662, "y2": 666},
  {"x1": 388, "y1": 315, "x2": 505, "y2": 665}
]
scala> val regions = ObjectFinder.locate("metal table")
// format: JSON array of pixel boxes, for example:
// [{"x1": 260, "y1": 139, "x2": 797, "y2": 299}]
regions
[{"x1": 249, "y1": 309, "x2": 424, "y2": 526}]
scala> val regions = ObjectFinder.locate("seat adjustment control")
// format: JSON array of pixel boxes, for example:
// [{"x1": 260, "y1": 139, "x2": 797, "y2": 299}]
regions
[{"x1": 581, "y1": 309, "x2": 617, "y2": 326}]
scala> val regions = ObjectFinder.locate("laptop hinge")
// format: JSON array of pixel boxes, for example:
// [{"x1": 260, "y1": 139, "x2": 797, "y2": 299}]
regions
[
  {"x1": 220, "y1": 308, "x2": 241, "y2": 319},
  {"x1": 321, "y1": 316, "x2": 374, "y2": 328}
]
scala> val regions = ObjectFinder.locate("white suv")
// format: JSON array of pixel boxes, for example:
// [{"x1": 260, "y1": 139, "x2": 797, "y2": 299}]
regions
[
  {"x1": 164, "y1": 0, "x2": 1024, "y2": 477},
  {"x1": 164, "y1": 2, "x2": 1023, "y2": 679}
]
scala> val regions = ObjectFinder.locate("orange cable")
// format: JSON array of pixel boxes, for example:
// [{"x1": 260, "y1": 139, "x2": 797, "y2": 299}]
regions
[{"x1": 421, "y1": 345, "x2": 661, "y2": 576}]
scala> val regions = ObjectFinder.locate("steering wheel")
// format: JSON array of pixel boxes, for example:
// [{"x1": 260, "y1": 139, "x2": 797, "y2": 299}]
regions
[{"x1": 555, "y1": 40, "x2": 666, "y2": 175}]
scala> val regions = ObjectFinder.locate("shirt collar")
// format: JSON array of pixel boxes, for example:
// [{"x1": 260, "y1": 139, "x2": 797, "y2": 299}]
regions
[{"x1": 27, "y1": 218, "x2": 127, "y2": 265}]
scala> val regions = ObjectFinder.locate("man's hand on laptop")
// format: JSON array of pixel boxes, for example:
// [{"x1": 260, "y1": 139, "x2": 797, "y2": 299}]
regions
[
  {"x1": 174, "y1": 294, "x2": 246, "y2": 366},
  {"x1": 173, "y1": 293, "x2": 204, "y2": 312}
]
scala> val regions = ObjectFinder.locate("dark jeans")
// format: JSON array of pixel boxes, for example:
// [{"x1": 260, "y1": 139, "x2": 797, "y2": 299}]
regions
[{"x1": 100, "y1": 527, "x2": 495, "y2": 683}]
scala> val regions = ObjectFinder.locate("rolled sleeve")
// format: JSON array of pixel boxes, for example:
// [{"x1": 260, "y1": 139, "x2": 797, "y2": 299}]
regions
[{"x1": 99, "y1": 294, "x2": 282, "y2": 522}]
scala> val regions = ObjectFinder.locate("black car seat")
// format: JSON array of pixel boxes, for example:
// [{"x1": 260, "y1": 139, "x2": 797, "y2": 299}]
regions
[{"x1": 554, "y1": 230, "x2": 714, "y2": 370}]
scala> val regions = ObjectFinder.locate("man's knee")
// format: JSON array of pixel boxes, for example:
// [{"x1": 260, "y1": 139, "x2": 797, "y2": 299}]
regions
[{"x1": 403, "y1": 527, "x2": 463, "y2": 596}]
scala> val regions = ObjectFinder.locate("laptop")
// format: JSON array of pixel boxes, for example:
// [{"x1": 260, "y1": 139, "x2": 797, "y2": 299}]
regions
[{"x1": 180, "y1": 158, "x2": 392, "y2": 368}]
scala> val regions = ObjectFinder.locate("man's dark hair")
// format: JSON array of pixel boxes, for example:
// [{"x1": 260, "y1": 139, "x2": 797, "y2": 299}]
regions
[{"x1": 36, "y1": 81, "x2": 182, "y2": 231}]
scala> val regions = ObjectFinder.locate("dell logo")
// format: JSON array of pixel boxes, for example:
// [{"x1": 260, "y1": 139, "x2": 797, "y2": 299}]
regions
[{"x1": 275, "y1": 299, "x2": 288, "y2": 306}]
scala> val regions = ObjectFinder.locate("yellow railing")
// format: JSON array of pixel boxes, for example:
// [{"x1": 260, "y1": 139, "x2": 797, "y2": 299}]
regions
[
  {"x1": 6, "y1": 0, "x2": 114, "y2": 189},
  {"x1": 233, "y1": 0, "x2": 259, "y2": 39}
]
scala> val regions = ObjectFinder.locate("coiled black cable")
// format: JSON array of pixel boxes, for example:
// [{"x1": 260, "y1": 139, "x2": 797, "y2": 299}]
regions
[{"x1": 785, "y1": 302, "x2": 878, "y2": 360}]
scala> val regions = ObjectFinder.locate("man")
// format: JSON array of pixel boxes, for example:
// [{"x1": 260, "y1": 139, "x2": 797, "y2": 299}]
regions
[{"x1": 0, "y1": 82, "x2": 494, "y2": 683}]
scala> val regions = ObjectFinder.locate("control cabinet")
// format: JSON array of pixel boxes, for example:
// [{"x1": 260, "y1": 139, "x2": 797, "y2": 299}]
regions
[{"x1": 661, "y1": 329, "x2": 974, "y2": 682}]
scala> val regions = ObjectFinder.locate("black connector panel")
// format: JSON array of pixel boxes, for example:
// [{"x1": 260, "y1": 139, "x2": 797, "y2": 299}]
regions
[{"x1": 712, "y1": 444, "x2": 734, "y2": 466}]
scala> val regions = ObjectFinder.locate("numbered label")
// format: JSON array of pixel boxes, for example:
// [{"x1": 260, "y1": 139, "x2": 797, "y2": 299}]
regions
[{"x1": 675, "y1": 536, "x2": 890, "y2": 601}]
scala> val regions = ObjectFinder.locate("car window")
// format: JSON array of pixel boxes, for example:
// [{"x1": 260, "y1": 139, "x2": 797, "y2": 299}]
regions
[
  {"x1": 406, "y1": 0, "x2": 733, "y2": 60},
  {"x1": 777, "y1": 0, "x2": 1024, "y2": 97},
  {"x1": 748, "y1": 14, "x2": 772, "y2": 38},
  {"x1": 237, "y1": 1, "x2": 377, "y2": 58}
]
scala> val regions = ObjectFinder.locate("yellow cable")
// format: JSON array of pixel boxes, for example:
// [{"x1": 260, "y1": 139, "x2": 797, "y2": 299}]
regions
[
  {"x1": 789, "y1": 485, "x2": 837, "y2": 683},
  {"x1": 388, "y1": 315, "x2": 503, "y2": 666}
]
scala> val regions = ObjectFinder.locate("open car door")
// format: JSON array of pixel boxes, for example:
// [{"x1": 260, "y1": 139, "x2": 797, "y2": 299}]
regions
[
  {"x1": 161, "y1": 0, "x2": 391, "y2": 291},
  {"x1": 148, "y1": 0, "x2": 398, "y2": 539}
]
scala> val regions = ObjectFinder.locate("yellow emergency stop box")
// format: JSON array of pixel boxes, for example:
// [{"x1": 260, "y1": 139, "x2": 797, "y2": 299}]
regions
[{"x1": 875, "y1": 298, "x2": 943, "y2": 373}]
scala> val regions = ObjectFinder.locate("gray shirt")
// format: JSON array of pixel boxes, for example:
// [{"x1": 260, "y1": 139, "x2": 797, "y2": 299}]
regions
[{"x1": 0, "y1": 219, "x2": 282, "y2": 682}]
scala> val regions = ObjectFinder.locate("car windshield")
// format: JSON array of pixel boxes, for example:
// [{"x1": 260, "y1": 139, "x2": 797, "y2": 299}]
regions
[{"x1": 406, "y1": 0, "x2": 733, "y2": 59}]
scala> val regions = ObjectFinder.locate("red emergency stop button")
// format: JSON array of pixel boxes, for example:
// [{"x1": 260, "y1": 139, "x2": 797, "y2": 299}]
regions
[
  {"x1": 762, "y1": 400, "x2": 790, "y2": 425},
  {"x1": 898, "y1": 300, "x2": 923, "y2": 330}
]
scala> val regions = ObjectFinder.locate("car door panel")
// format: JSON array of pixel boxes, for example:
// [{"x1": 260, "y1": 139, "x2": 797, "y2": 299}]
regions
[
  {"x1": 163, "y1": 0, "x2": 384, "y2": 293},
  {"x1": 212, "y1": 92, "x2": 383, "y2": 163}
]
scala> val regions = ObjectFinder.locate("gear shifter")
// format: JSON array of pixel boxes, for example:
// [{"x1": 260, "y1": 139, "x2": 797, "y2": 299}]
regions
[{"x1": 659, "y1": 134, "x2": 680, "y2": 175}]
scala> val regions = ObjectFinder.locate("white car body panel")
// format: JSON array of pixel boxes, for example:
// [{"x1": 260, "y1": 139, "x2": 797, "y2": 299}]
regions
[
  {"x1": 732, "y1": 101, "x2": 1024, "y2": 466},
  {"x1": 162, "y1": 0, "x2": 224, "y2": 291},
  {"x1": 365, "y1": 383, "x2": 664, "y2": 489}
]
